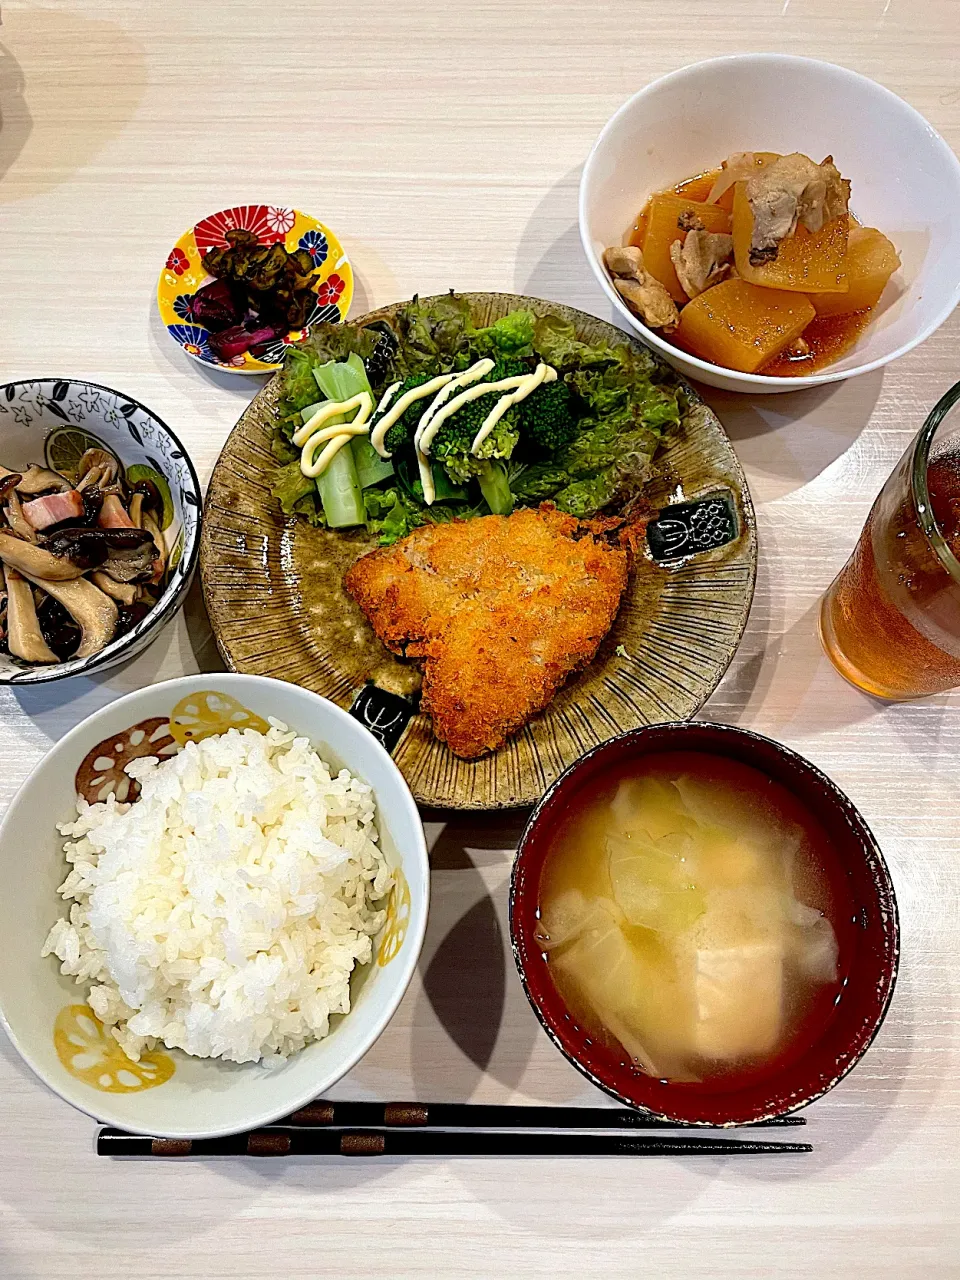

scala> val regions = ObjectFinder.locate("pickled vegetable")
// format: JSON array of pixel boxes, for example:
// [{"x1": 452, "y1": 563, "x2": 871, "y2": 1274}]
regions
[
  {"x1": 732, "y1": 183, "x2": 848, "y2": 293},
  {"x1": 809, "y1": 226, "x2": 901, "y2": 317},
  {"x1": 676, "y1": 279, "x2": 816, "y2": 374}
]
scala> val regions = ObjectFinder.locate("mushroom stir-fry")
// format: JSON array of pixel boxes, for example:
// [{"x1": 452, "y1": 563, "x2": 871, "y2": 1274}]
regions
[{"x1": 0, "y1": 449, "x2": 167, "y2": 665}]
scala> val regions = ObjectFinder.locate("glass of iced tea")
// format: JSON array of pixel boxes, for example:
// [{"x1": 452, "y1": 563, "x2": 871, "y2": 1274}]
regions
[{"x1": 820, "y1": 380, "x2": 960, "y2": 699}]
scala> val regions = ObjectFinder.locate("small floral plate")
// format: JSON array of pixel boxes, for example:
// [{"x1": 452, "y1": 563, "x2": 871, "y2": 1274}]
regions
[{"x1": 157, "y1": 204, "x2": 353, "y2": 375}]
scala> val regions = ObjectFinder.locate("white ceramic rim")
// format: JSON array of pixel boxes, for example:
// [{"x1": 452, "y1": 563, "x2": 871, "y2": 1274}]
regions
[
  {"x1": 0, "y1": 673, "x2": 431, "y2": 1137},
  {"x1": 579, "y1": 53, "x2": 960, "y2": 390}
]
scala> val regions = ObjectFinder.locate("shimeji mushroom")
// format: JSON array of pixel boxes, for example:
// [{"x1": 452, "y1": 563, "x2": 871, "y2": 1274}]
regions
[
  {"x1": 2, "y1": 489, "x2": 37, "y2": 542},
  {"x1": 76, "y1": 449, "x2": 120, "y2": 493},
  {"x1": 129, "y1": 477, "x2": 163, "y2": 530},
  {"x1": 140, "y1": 511, "x2": 166, "y2": 585}
]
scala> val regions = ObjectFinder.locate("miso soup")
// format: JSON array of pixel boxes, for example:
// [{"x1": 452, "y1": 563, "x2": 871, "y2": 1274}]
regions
[{"x1": 536, "y1": 751, "x2": 842, "y2": 1083}]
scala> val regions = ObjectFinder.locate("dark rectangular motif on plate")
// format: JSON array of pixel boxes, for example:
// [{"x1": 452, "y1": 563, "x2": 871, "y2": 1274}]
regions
[
  {"x1": 349, "y1": 683, "x2": 416, "y2": 754},
  {"x1": 646, "y1": 491, "x2": 738, "y2": 563}
]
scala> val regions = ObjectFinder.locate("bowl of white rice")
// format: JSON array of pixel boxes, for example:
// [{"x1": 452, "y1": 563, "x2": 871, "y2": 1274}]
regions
[{"x1": 0, "y1": 674, "x2": 429, "y2": 1138}]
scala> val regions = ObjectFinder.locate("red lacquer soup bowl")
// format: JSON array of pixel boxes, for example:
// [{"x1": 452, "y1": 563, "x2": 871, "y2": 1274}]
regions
[{"x1": 509, "y1": 722, "x2": 899, "y2": 1125}]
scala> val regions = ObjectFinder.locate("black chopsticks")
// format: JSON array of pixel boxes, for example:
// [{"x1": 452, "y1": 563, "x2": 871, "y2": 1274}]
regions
[
  {"x1": 98, "y1": 1127, "x2": 810, "y2": 1158},
  {"x1": 281, "y1": 1100, "x2": 807, "y2": 1130},
  {"x1": 98, "y1": 1101, "x2": 810, "y2": 1159}
]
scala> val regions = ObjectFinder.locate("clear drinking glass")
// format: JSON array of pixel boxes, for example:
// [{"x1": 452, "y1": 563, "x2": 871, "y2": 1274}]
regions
[{"x1": 819, "y1": 380, "x2": 960, "y2": 699}]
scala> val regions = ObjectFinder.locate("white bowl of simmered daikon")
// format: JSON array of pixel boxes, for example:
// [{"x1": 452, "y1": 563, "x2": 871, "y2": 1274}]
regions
[
  {"x1": 510, "y1": 722, "x2": 899, "y2": 1126},
  {"x1": 579, "y1": 55, "x2": 960, "y2": 392}
]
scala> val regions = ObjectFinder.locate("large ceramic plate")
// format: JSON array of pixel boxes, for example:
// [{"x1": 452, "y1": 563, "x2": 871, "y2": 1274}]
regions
[{"x1": 201, "y1": 293, "x2": 757, "y2": 808}]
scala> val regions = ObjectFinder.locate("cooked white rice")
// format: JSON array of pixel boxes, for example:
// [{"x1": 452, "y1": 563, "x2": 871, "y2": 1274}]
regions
[{"x1": 42, "y1": 721, "x2": 392, "y2": 1066}]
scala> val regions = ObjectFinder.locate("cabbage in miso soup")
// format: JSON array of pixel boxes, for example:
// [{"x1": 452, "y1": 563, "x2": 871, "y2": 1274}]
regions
[{"x1": 536, "y1": 752, "x2": 841, "y2": 1082}]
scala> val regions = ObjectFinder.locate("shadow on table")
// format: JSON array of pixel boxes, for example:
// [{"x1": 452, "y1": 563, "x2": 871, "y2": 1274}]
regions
[
  {"x1": 0, "y1": 10, "x2": 146, "y2": 204},
  {"x1": 411, "y1": 811, "x2": 537, "y2": 1093},
  {"x1": 180, "y1": 572, "x2": 228, "y2": 674},
  {"x1": 147, "y1": 301, "x2": 271, "y2": 403},
  {"x1": 346, "y1": 263, "x2": 374, "y2": 319},
  {"x1": 513, "y1": 163, "x2": 611, "y2": 317},
  {"x1": 704, "y1": 593, "x2": 956, "y2": 773},
  {"x1": 696, "y1": 370, "x2": 885, "y2": 502},
  {"x1": 737, "y1": 961, "x2": 931, "y2": 1185},
  {"x1": 444, "y1": 951, "x2": 931, "y2": 1235},
  {"x1": 0, "y1": 43, "x2": 30, "y2": 186}
]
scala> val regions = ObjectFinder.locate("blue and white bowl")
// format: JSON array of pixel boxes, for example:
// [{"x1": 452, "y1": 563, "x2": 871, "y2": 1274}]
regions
[{"x1": 0, "y1": 379, "x2": 201, "y2": 684}]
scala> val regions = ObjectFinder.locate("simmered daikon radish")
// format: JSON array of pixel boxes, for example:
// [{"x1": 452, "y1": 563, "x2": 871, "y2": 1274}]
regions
[{"x1": 536, "y1": 751, "x2": 841, "y2": 1082}]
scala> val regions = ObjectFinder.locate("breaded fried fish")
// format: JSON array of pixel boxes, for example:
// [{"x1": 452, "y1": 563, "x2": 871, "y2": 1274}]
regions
[{"x1": 343, "y1": 505, "x2": 629, "y2": 759}]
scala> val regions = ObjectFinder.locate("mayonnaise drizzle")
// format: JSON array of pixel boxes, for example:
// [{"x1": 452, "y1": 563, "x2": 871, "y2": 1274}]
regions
[
  {"x1": 470, "y1": 363, "x2": 556, "y2": 453},
  {"x1": 369, "y1": 373, "x2": 458, "y2": 457},
  {"x1": 418, "y1": 363, "x2": 557, "y2": 456},
  {"x1": 417, "y1": 445, "x2": 435, "y2": 506},
  {"x1": 369, "y1": 381, "x2": 402, "y2": 456},
  {"x1": 293, "y1": 392, "x2": 372, "y2": 447},
  {"x1": 297, "y1": 391, "x2": 374, "y2": 478},
  {"x1": 418, "y1": 377, "x2": 526, "y2": 454},
  {"x1": 413, "y1": 359, "x2": 495, "y2": 451}
]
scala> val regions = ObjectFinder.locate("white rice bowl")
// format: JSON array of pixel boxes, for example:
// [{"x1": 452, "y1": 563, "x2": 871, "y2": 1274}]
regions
[{"x1": 42, "y1": 721, "x2": 393, "y2": 1067}]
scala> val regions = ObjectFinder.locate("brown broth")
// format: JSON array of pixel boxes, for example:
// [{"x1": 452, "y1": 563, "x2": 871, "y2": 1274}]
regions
[
  {"x1": 537, "y1": 750, "x2": 845, "y2": 1084},
  {"x1": 760, "y1": 309, "x2": 875, "y2": 376}
]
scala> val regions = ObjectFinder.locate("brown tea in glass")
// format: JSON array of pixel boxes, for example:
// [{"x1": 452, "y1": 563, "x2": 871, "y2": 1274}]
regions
[{"x1": 819, "y1": 381, "x2": 960, "y2": 699}]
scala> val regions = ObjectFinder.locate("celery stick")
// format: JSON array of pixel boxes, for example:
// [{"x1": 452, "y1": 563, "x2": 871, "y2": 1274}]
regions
[
  {"x1": 351, "y1": 435, "x2": 395, "y2": 488},
  {"x1": 310, "y1": 355, "x2": 372, "y2": 527},
  {"x1": 317, "y1": 446, "x2": 366, "y2": 527},
  {"x1": 314, "y1": 352, "x2": 370, "y2": 401}
]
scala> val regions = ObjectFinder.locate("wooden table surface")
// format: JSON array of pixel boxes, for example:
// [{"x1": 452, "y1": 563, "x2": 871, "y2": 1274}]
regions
[{"x1": 1, "y1": 2, "x2": 959, "y2": 1276}]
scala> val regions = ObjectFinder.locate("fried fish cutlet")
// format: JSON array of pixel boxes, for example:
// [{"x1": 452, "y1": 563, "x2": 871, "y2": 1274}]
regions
[{"x1": 343, "y1": 506, "x2": 629, "y2": 759}]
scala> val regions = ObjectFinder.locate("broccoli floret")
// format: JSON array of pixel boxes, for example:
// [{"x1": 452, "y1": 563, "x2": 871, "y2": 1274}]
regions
[
  {"x1": 378, "y1": 364, "x2": 525, "y2": 457},
  {"x1": 430, "y1": 408, "x2": 480, "y2": 476},
  {"x1": 431, "y1": 394, "x2": 521, "y2": 483},
  {"x1": 492, "y1": 358, "x2": 530, "y2": 380},
  {"x1": 519, "y1": 381, "x2": 578, "y2": 455},
  {"x1": 476, "y1": 459, "x2": 514, "y2": 515},
  {"x1": 373, "y1": 373, "x2": 433, "y2": 455}
]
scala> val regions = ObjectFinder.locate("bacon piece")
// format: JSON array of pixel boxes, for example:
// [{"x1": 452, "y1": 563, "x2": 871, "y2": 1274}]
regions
[{"x1": 21, "y1": 489, "x2": 85, "y2": 531}]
